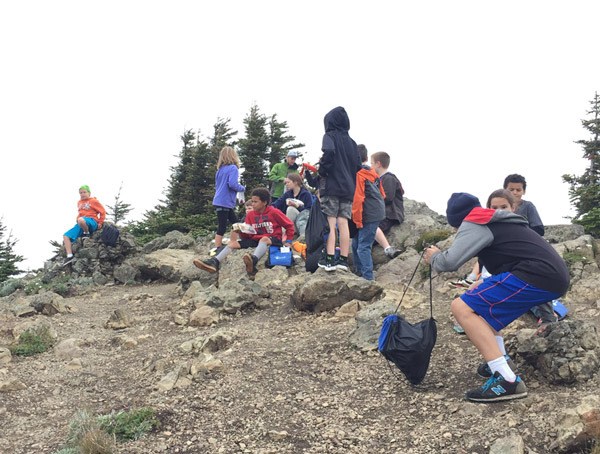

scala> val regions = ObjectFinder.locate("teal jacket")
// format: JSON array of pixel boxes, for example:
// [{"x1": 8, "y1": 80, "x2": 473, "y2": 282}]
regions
[{"x1": 268, "y1": 161, "x2": 299, "y2": 198}]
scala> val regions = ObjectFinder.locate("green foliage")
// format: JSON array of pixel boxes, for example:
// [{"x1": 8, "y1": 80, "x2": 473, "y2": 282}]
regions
[
  {"x1": 419, "y1": 263, "x2": 431, "y2": 280},
  {"x1": 98, "y1": 407, "x2": 159, "y2": 442},
  {"x1": 0, "y1": 278, "x2": 23, "y2": 297},
  {"x1": 562, "y1": 250, "x2": 592, "y2": 267},
  {"x1": 24, "y1": 277, "x2": 44, "y2": 295},
  {"x1": 415, "y1": 229, "x2": 453, "y2": 251},
  {"x1": 129, "y1": 109, "x2": 303, "y2": 243},
  {"x1": 0, "y1": 218, "x2": 24, "y2": 284},
  {"x1": 574, "y1": 207, "x2": 600, "y2": 238},
  {"x1": 53, "y1": 448, "x2": 79, "y2": 454},
  {"x1": 563, "y1": 93, "x2": 600, "y2": 238},
  {"x1": 238, "y1": 104, "x2": 270, "y2": 192},
  {"x1": 106, "y1": 182, "x2": 133, "y2": 225},
  {"x1": 23, "y1": 275, "x2": 71, "y2": 296},
  {"x1": 267, "y1": 114, "x2": 305, "y2": 169},
  {"x1": 62, "y1": 409, "x2": 116, "y2": 454},
  {"x1": 56, "y1": 407, "x2": 157, "y2": 454},
  {"x1": 10, "y1": 331, "x2": 54, "y2": 356}
]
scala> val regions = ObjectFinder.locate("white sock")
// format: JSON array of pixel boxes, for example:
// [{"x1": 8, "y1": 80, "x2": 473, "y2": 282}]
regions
[
  {"x1": 487, "y1": 356, "x2": 516, "y2": 382},
  {"x1": 495, "y1": 336, "x2": 507, "y2": 356},
  {"x1": 67, "y1": 254, "x2": 73, "y2": 258},
  {"x1": 215, "y1": 246, "x2": 232, "y2": 262}
]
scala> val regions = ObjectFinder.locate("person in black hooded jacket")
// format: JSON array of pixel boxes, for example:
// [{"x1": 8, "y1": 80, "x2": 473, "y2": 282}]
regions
[{"x1": 317, "y1": 106, "x2": 362, "y2": 272}]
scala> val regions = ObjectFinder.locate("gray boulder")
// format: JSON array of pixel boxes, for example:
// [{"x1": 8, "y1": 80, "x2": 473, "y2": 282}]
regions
[
  {"x1": 514, "y1": 320, "x2": 600, "y2": 384},
  {"x1": 291, "y1": 272, "x2": 383, "y2": 312}
]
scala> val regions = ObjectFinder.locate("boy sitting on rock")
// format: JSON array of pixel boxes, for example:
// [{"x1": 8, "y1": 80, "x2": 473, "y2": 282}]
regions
[{"x1": 194, "y1": 187, "x2": 294, "y2": 279}]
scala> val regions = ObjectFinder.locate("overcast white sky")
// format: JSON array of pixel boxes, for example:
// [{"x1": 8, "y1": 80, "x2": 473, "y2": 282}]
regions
[{"x1": 1, "y1": 1, "x2": 598, "y2": 271}]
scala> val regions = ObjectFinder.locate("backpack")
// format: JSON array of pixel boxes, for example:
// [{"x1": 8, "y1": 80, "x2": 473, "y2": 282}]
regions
[
  {"x1": 378, "y1": 314, "x2": 437, "y2": 385},
  {"x1": 100, "y1": 223, "x2": 120, "y2": 247}
]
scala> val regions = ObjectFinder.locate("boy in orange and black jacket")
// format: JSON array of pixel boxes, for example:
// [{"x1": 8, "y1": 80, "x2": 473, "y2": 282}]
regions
[{"x1": 351, "y1": 145, "x2": 385, "y2": 280}]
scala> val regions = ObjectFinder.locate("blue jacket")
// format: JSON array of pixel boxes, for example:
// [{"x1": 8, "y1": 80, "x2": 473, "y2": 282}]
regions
[
  {"x1": 272, "y1": 187, "x2": 313, "y2": 213},
  {"x1": 212, "y1": 164, "x2": 245, "y2": 209}
]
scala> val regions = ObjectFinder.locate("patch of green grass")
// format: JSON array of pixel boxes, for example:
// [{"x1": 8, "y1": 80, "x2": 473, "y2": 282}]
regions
[
  {"x1": 562, "y1": 250, "x2": 591, "y2": 266},
  {"x1": 10, "y1": 331, "x2": 54, "y2": 356},
  {"x1": 98, "y1": 407, "x2": 159, "y2": 442},
  {"x1": 415, "y1": 229, "x2": 452, "y2": 251}
]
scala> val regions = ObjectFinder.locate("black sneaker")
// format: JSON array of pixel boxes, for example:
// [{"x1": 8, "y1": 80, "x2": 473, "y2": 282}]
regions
[
  {"x1": 82, "y1": 232, "x2": 91, "y2": 238},
  {"x1": 62, "y1": 256, "x2": 75, "y2": 267},
  {"x1": 243, "y1": 253, "x2": 258, "y2": 279},
  {"x1": 466, "y1": 371, "x2": 527, "y2": 403},
  {"x1": 477, "y1": 355, "x2": 517, "y2": 378},
  {"x1": 335, "y1": 256, "x2": 349, "y2": 272},
  {"x1": 318, "y1": 255, "x2": 336, "y2": 272},
  {"x1": 193, "y1": 257, "x2": 220, "y2": 273}
]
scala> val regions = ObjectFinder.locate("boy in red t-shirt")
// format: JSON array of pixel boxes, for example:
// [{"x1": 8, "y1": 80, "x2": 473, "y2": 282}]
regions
[{"x1": 194, "y1": 187, "x2": 294, "y2": 279}]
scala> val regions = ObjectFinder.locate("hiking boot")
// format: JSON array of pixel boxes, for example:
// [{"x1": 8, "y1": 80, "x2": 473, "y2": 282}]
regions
[
  {"x1": 62, "y1": 256, "x2": 75, "y2": 267},
  {"x1": 243, "y1": 253, "x2": 259, "y2": 279},
  {"x1": 448, "y1": 277, "x2": 474, "y2": 289},
  {"x1": 335, "y1": 256, "x2": 349, "y2": 272},
  {"x1": 465, "y1": 371, "x2": 527, "y2": 403},
  {"x1": 193, "y1": 257, "x2": 220, "y2": 273},
  {"x1": 477, "y1": 355, "x2": 517, "y2": 378},
  {"x1": 384, "y1": 247, "x2": 401, "y2": 259}
]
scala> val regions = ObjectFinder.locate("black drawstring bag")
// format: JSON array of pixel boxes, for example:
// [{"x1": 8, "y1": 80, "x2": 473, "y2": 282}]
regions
[{"x1": 378, "y1": 251, "x2": 437, "y2": 385}]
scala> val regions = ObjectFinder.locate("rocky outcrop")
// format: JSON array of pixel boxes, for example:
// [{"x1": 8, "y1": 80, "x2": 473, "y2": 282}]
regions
[{"x1": 513, "y1": 320, "x2": 600, "y2": 384}]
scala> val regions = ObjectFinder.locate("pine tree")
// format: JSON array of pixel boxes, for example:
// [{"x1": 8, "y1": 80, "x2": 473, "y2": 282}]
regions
[
  {"x1": 237, "y1": 104, "x2": 270, "y2": 192},
  {"x1": 267, "y1": 114, "x2": 305, "y2": 169},
  {"x1": 129, "y1": 121, "x2": 240, "y2": 243},
  {"x1": 0, "y1": 218, "x2": 24, "y2": 283},
  {"x1": 106, "y1": 182, "x2": 133, "y2": 224},
  {"x1": 165, "y1": 130, "x2": 197, "y2": 213},
  {"x1": 563, "y1": 92, "x2": 600, "y2": 237}
]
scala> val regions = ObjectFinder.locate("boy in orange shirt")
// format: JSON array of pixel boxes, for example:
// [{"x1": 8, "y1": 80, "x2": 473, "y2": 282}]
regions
[{"x1": 63, "y1": 185, "x2": 106, "y2": 266}]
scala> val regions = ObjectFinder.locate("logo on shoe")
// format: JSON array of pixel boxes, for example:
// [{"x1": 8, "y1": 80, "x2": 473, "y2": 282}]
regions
[{"x1": 491, "y1": 385, "x2": 506, "y2": 395}]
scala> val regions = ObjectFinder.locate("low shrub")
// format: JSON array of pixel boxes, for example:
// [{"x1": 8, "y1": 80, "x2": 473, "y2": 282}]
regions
[
  {"x1": 10, "y1": 331, "x2": 54, "y2": 356},
  {"x1": 98, "y1": 407, "x2": 159, "y2": 441}
]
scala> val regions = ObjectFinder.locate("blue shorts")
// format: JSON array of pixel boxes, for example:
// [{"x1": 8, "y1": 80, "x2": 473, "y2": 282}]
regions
[
  {"x1": 460, "y1": 272, "x2": 561, "y2": 331},
  {"x1": 64, "y1": 217, "x2": 98, "y2": 242}
]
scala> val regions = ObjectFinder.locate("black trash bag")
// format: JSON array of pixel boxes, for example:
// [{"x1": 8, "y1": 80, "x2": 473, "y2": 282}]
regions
[
  {"x1": 305, "y1": 198, "x2": 328, "y2": 255},
  {"x1": 378, "y1": 314, "x2": 437, "y2": 385},
  {"x1": 305, "y1": 199, "x2": 328, "y2": 273}
]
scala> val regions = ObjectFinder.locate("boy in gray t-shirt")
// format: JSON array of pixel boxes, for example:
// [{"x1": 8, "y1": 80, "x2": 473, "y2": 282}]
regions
[
  {"x1": 504, "y1": 173, "x2": 558, "y2": 324},
  {"x1": 503, "y1": 173, "x2": 544, "y2": 236}
]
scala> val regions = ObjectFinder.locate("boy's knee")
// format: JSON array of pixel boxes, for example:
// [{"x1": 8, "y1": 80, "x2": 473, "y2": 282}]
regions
[
  {"x1": 259, "y1": 237, "x2": 270, "y2": 244},
  {"x1": 451, "y1": 297, "x2": 470, "y2": 318}
]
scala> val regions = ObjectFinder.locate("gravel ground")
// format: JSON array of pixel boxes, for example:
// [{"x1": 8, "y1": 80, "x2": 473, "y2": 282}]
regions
[{"x1": 1, "y1": 282, "x2": 598, "y2": 453}]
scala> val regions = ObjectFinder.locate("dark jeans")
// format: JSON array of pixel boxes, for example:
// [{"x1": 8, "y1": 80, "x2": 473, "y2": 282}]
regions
[{"x1": 351, "y1": 221, "x2": 379, "y2": 280}]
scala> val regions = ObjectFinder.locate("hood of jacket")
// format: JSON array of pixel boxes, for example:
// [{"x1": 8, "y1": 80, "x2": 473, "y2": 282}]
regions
[
  {"x1": 324, "y1": 106, "x2": 350, "y2": 133},
  {"x1": 464, "y1": 207, "x2": 530, "y2": 226}
]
